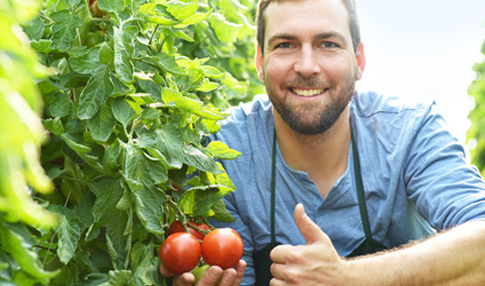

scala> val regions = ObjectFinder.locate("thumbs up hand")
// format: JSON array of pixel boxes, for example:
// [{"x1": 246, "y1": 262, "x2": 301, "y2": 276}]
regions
[{"x1": 269, "y1": 204, "x2": 348, "y2": 285}]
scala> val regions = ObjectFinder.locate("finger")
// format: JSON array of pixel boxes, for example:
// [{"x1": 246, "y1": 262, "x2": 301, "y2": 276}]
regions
[
  {"x1": 175, "y1": 272, "x2": 196, "y2": 286},
  {"x1": 270, "y1": 261, "x2": 286, "y2": 280},
  {"x1": 269, "y1": 244, "x2": 294, "y2": 263},
  {"x1": 216, "y1": 268, "x2": 237, "y2": 286},
  {"x1": 294, "y1": 203, "x2": 329, "y2": 245},
  {"x1": 232, "y1": 260, "x2": 246, "y2": 285},
  {"x1": 159, "y1": 264, "x2": 174, "y2": 277},
  {"x1": 196, "y1": 266, "x2": 223, "y2": 286}
]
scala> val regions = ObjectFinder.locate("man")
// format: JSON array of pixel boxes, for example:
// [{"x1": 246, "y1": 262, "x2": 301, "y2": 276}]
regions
[{"x1": 161, "y1": 0, "x2": 485, "y2": 284}]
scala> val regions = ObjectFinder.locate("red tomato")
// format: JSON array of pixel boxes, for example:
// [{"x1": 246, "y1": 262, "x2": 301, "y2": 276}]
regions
[
  {"x1": 201, "y1": 228, "x2": 244, "y2": 269},
  {"x1": 159, "y1": 233, "x2": 201, "y2": 275},
  {"x1": 168, "y1": 221, "x2": 210, "y2": 241}
]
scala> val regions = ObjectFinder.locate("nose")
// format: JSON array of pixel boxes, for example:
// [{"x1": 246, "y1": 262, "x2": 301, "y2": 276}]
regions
[{"x1": 294, "y1": 45, "x2": 321, "y2": 77}]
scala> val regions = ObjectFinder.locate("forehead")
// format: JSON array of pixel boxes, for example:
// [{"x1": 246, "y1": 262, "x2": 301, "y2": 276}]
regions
[{"x1": 263, "y1": 0, "x2": 350, "y2": 41}]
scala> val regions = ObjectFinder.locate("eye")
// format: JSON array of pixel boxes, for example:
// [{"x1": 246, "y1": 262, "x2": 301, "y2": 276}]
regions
[
  {"x1": 274, "y1": 42, "x2": 294, "y2": 49},
  {"x1": 321, "y1": 42, "x2": 339, "y2": 49}
]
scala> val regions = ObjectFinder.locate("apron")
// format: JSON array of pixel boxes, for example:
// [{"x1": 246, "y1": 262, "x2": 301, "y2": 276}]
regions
[{"x1": 253, "y1": 123, "x2": 388, "y2": 286}]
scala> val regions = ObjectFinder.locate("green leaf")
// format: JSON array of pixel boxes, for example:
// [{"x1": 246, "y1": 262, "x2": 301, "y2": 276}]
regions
[
  {"x1": 179, "y1": 185, "x2": 233, "y2": 217},
  {"x1": 99, "y1": 42, "x2": 114, "y2": 65},
  {"x1": 61, "y1": 133, "x2": 105, "y2": 171},
  {"x1": 130, "y1": 242, "x2": 160, "y2": 286},
  {"x1": 97, "y1": 0, "x2": 126, "y2": 14},
  {"x1": 166, "y1": 0, "x2": 198, "y2": 20},
  {"x1": 78, "y1": 66, "x2": 114, "y2": 120},
  {"x1": 69, "y1": 47, "x2": 101, "y2": 75},
  {"x1": 161, "y1": 87, "x2": 182, "y2": 104},
  {"x1": 48, "y1": 92, "x2": 72, "y2": 118},
  {"x1": 50, "y1": 9, "x2": 82, "y2": 52},
  {"x1": 113, "y1": 25, "x2": 136, "y2": 84},
  {"x1": 205, "y1": 141, "x2": 241, "y2": 160},
  {"x1": 209, "y1": 12, "x2": 241, "y2": 43},
  {"x1": 30, "y1": 39, "x2": 52, "y2": 54},
  {"x1": 88, "y1": 103, "x2": 116, "y2": 142},
  {"x1": 71, "y1": 273, "x2": 109, "y2": 286},
  {"x1": 55, "y1": 209, "x2": 82, "y2": 264},
  {"x1": 0, "y1": 222, "x2": 59, "y2": 283},
  {"x1": 139, "y1": 3, "x2": 180, "y2": 25},
  {"x1": 88, "y1": 180, "x2": 123, "y2": 240},
  {"x1": 123, "y1": 144, "x2": 168, "y2": 189},
  {"x1": 112, "y1": 97, "x2": 136, "y2": 128},
  {"x1": 161, "y1": 28, "x2": 194, "y2": 42},
  {"x1": 183, "y1": 143, "x2": 222, "y2": 174},
  {"x1": 42, "y1": 117, "x2": 64, "y2": 136},
  {"x1": 133, "y1": 187, "x2": 167, "y2": 235},
  {"x1": 211, "y1": 199, "x2": 236, "y2": 223},
  {"x1": 196, "y1": 78, "x2": 218, "y2": 92},
  {"x1": 99, "y1": 270, "x2": 132, "y2": 286},
  {"x1": 22, "y1": 15, "x2": 45, "y2": 41},
  {"x1": 177, "y1": 96, "x2": 228, "y2": 120},
  {"x1": 103, "y1": 139, "x2": 122, "y2": 173},
  {"x1": 154, "y1": 53, "x2": 186, "y2": 75},
  {"x1": 200, "y1": 65, "x2": 225, "y2": 79},
  {"x1": 105, "y1": 210, "x2": 129, "y2": 270},
  {"x1": 176, "y1": 10, "x2": 212, "y2": 27},
  {"x1": 138, "y1": 125, "x2": 184, "y2": 169}
]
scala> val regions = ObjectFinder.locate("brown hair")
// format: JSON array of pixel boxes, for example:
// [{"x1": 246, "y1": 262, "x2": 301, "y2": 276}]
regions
[{"x1": 255, "y1": 0, "x2": 361, "y2": 53}]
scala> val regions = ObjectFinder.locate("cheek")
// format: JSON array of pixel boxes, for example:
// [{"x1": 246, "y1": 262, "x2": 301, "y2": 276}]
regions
[
  {"x1": 263, "y1": 57, "x2": 292, "y2": 82},
  {"x1": 322, "y1": 59, "x2": 356, "y2": 82}
]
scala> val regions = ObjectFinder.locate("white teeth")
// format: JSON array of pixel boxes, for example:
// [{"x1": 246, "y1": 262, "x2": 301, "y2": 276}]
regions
[{"x1": 292, "y1": 88, "x2": 324, "y2": 96}]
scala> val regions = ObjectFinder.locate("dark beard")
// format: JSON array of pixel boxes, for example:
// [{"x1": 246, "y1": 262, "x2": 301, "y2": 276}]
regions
[
  {"x1": 272, "y1": 84, "x2": 355, "y2": 135},
  {"x1": 274, "y1": 98, "x2": 347, "y2": 135}
]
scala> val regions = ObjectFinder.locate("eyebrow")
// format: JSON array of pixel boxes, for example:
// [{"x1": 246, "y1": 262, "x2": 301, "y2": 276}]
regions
[{"x1": 267, "y1": 31, "x2": 348, "y2": 47}]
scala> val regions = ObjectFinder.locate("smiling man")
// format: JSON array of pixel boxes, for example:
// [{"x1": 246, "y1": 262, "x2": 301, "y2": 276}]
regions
[{"x1": 161, "y1": 0, "x2": 485, "y2": 285}]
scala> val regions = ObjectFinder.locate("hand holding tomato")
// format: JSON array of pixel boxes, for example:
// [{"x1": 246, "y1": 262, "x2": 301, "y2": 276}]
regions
[
  {"x1": 160, "y1": 260, "x2": 246, "y2": 286},
  {"x1": 159, "y1": 226, "x2": 246, "y2": 285}
]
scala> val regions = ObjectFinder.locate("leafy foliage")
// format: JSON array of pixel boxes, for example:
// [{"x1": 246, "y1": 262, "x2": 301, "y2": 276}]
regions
[
  {"x1": 467, "y1": 39, "x2": 485, "y2": 175},
  {"x1": 0, "y1": 0, "x2": 60, "y2": 284},
  {"x1": 0, "y1": 0, "x2": 264, "y2": 284}
]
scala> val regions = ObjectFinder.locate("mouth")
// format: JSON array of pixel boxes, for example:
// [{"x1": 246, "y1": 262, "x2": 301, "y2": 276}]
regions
[{"x1": 290, "y1": 87, "x2": 326, "y2": 97}]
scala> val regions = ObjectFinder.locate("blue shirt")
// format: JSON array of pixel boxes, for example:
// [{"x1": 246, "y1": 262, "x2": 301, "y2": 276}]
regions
[{"x1": 209, "y1": 91, "x2": 485, "y2": 285}]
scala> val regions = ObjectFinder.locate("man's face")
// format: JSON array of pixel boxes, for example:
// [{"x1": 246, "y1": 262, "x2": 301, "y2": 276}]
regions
[{"x1": 255, "y1": 0, "x2": 365, "y2": 135}]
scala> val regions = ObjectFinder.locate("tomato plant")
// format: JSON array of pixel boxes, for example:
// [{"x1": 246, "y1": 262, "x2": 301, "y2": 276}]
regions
[
  {"x1": 0, "y1": 0, "x2": 263, "y2": 283},
  {"x1": 159, "y1": 233, "x2": 202, "y2": 275},
  {"x1": 202, "y1": 228, "x2": 244, "y2": 269},
  {"x1": 169, "y1": 220, "x2": 211, "y2": 240}
]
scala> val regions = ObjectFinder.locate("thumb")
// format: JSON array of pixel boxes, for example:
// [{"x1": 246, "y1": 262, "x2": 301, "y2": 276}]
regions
[{"x1": 294, "y1": 203, "x2": 329, "y2": 245}]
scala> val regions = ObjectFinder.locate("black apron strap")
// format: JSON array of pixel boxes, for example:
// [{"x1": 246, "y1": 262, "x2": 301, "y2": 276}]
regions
[
  {"x1": 347, "y1": 121, "x2": 387, "y2": 258},
  {"x1": 350, "y1": 124, "x2": 373, "y2": 242},
  {"x1": 254, "y1": 129, "x2": 280, "y2": 286}
]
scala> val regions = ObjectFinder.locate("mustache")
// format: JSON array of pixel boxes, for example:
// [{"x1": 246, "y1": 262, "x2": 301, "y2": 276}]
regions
[{"x1": 284, "y1": 76, "x2": 332, "y2": 88}]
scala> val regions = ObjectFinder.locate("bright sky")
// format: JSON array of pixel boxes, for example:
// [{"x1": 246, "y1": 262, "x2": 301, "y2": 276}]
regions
[{"x1": 355, "y1": 1, "x2": 485, "y2": 146}]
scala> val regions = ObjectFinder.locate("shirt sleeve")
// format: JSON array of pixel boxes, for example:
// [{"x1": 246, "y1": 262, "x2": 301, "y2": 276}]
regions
[{"x1": 403, "y1": 104, "x2": 485, "y2": 230}]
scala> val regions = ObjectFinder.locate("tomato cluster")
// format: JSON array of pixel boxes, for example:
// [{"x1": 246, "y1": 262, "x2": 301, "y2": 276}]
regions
[{"x1": 159, "y1": 221, "x2": 244, "y2": 277}]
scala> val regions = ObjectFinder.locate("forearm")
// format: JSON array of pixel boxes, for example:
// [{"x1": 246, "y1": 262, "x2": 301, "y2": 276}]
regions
[{"x1": 343, "y1": 220, "x2": 485, "y2": 285}]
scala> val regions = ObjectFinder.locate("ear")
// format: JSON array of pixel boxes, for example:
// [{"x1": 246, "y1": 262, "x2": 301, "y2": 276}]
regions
[
  {"x1": 355, "y1": 43, "x2": 366, "y2": 80},
  {"x1": 255, "y1": 44, "x2": 264, "y2": 82}
]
